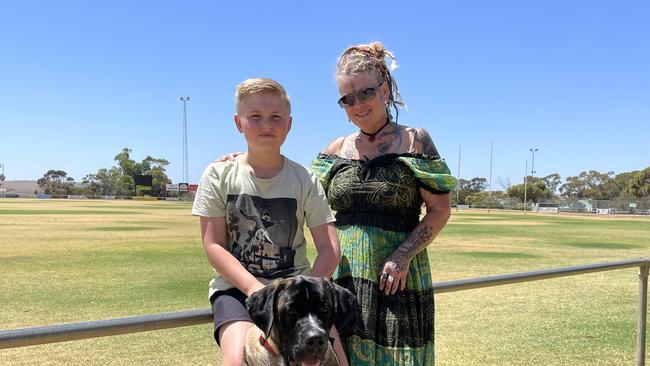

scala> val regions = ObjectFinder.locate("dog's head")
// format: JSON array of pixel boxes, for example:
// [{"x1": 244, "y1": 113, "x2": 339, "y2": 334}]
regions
[{"x1": 246, "y1": 275, "x2": 357, "y2": 366}]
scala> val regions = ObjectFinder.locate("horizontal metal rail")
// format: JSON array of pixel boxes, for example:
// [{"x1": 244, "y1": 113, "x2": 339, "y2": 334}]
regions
[
  {"x1": 433, "y1": 257, "x2": 647, "y2": 293},
  {"x1": 2, "y1": 258, "x2": 649, "y2": 364},
  {"x1": 0, "y1": 309, "x2": 213, "y2": 350}
]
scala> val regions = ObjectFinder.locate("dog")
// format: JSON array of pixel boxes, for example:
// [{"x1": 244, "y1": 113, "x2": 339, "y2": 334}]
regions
[{"x1": 244, "y1": 275, "x2": 357, "y2": 366}]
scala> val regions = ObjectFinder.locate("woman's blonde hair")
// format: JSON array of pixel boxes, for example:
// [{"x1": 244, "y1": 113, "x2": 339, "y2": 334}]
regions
[
  {"x1": 235, "y1": 77, "x2": 291, "y2": 114},
  {"x1": 336, "y1": 41, "x2": 405, "y2": 122}
]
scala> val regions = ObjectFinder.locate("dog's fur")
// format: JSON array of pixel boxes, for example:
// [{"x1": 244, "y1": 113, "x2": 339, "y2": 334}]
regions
[{"x1": 244, "y1": 276, "x2": 357, "y2": 366}]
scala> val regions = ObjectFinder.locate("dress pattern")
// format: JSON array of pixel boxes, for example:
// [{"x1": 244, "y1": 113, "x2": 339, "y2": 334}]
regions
[{"x1": 311, "y1": 153, "x2": 457, "y2": 366}]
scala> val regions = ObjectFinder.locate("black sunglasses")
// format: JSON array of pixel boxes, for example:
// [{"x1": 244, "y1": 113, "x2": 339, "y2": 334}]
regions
[{"x1": 337, "y1": 82, "x2": 383, "y2": 108}]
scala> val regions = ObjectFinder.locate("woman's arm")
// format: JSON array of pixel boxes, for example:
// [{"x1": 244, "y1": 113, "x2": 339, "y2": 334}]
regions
[
  {"x1": 379, "y1": 126, "x2": 451, "y2": 295},
  {"x1": 379, "y1": 191, "x2": 451, "y2": 295},
  {"x1": 200, "y1": 216, "x2": 265, "y2": 296},
  {"x1": 308, "y1": 222, "x2": 341, "y2": 278}
]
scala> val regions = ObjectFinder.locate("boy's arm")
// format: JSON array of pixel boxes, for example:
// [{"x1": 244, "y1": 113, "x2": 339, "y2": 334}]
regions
[
  {"x1": 200, "y1": 216, "x2": 265, "y2": 296},
  {"x1": 310, "y1": 222, "x2": 348, "y2": 366},
  {"x1": 308, "y1": 222, "x2": 340, "y2": 278}
]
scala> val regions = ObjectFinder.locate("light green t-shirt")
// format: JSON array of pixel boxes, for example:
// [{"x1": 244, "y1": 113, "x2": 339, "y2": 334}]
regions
[{"x1": 191, "y1": 155, "x2": 335, "y2": 298}]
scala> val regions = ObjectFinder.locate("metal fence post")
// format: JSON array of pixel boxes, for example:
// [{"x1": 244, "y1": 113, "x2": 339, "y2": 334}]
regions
[{"x1": 637, "y1": 262, "x2": 649, "y2": 366}]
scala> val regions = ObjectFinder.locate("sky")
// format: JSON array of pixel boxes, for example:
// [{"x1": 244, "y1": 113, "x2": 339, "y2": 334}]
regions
[{"x1": 1, "y1": 0, "x2": 648, "y2": 190}]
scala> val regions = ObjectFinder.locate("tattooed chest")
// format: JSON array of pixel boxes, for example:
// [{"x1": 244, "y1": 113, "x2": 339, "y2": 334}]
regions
[{"x1": 340, "y1": 130, "x2": 405, "y2": 160}]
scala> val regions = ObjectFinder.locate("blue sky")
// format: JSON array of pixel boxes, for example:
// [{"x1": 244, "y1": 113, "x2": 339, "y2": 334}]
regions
[{"x1": 1, "y1": 1, "x2": 648, "y2": 190}]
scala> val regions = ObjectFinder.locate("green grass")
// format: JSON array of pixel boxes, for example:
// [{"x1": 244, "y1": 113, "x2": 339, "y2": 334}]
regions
[{"x1": 1, "y1": 199, "x2": 649, "y2": 365}]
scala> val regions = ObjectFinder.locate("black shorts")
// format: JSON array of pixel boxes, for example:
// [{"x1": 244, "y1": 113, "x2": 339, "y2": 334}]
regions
[{"x1": 210, "y1": 287, "x2": 253, "y2": 346}]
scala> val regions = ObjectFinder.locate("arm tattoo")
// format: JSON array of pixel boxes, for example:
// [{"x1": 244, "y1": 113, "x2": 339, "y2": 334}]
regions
[
  {"x1": 415, "y1": 128, "x2": 439, "y2": 156},
  {"x1": 392, "y1": 224, "x2": 434, "y2": 271},
  {"x1": 339, "y1": 139, "x2": 356, "y2": 159},
  {"x1": 342, "y1": 148, "x2": 355, "y2": 159}
]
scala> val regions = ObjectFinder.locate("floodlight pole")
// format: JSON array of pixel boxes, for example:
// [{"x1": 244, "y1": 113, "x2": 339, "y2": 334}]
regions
[
  {"x1": 0, "y1": 163, "x2": 4, "y2": 198},
  {"x1": 456, "y1": 145, "x2": 461, "y2": 212},
  {"x1": 530, "y1": 148, "x2": 538, "y2": 177},
  {"x1": 180, "y1": 97, "x2": 190, "y2": 184},
  {"x1": 488, "y1": 142, "x2": 493, "y2": 213},
  {"x1": 523, "y1": 160, "x2": 528, "y2": 213}
]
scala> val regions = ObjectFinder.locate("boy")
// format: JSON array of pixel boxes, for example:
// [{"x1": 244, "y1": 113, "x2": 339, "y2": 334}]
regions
[{"x1": 192, "y1": 78, "x2": 343, "y2": 365}]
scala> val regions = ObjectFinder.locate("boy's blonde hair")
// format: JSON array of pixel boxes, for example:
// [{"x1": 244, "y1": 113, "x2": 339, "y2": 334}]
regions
[{"x1": 235, "y1": 77, "x2": 291, "y2": 114}]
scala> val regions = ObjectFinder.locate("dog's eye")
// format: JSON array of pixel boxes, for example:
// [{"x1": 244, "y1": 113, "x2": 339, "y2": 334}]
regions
[{"x1": 318, "y1": 308, "x2": 331, "y2": 318}]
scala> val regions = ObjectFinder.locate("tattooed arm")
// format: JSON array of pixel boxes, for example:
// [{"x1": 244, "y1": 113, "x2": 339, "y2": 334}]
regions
[
  {"x1": 413, "y1": 127, "x2": 440, "y2": 156},
  {"x1": 322, "y1": 136, "x2": 349, "y2": 156},
  {"x1": 379, "y1": 188, "x2": 451, "y2": 295}
]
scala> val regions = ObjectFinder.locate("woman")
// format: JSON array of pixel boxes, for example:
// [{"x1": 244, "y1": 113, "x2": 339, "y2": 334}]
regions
[{"x1": 310, "y1": 41, "x2": 457, "y2": 365}]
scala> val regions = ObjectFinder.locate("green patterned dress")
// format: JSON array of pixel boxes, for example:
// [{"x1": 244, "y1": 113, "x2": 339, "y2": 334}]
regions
[{"x1": 310, "y1": 153, "x2": 457, "y2": 366}]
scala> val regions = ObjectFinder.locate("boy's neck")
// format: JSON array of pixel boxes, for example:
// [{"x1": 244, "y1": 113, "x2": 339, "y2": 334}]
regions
[{"x1": 243, "y1": 151, "x2": 285, "y2": 179}]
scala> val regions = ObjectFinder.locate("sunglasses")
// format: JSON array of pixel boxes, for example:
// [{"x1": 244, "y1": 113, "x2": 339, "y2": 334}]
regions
[{"x1": 337, "y1": 82, "x2": 383, "y2": 108}]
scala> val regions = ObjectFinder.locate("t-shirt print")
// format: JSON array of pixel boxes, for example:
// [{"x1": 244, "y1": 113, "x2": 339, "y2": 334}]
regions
[{"x1": 226, "y1": 193, "x2": 298, "y2": 278}]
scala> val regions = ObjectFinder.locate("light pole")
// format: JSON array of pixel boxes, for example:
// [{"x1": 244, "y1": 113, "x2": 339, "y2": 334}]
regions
[
  {"x1": 180, "y1": 97, "x2": 190, "y2": 184},
  {"x1": 530, "y1": 148, "x2": 538, "y2": 177},
  {"x1": 488, "y1": 142, "x2": 493, "y2": 213},
  {"x1": 523, "y1": 160, "x2": 528, "y2": 212},
  {"x1": 456, "y1": 145, "x2": 461, "y2": 212},
  {"x1": 0, "y1": 163, "x2": 4, "y2": 198}
]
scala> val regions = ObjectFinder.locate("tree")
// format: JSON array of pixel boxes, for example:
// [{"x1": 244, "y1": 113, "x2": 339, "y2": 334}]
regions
[
  {"x1": 37, "y1": 170, "x2": 76, "y2": 195},
  {"x1": 114, "y1": 148, "x2": 138, "y2": 178},
  {"x1": 496, "y1": 177, "x2": 511, "y2": 191},
  {"x1": 507, "y1": 177, "x2": 553, "y2": 204},
  {"x1": 138, "y1": 156, "x2": 171, "y2": 196},
  {"x1": 81, "y1": 168, "x2": 121, "y2": 196},
  {"x1": 86, "y1": 147, "x2": 172, "y2": 197},
  {"x1": 453, "y1": 177, "x2": 488, "y2": 205},
  {"x1": 560, "y1": 175, "x2": 586, "y2": 198},
  {"x1": 560, "y1": 170, "x2": 617, "y2": 200},
  {"x1": 541, "y1": 173, "x2": 562, "y2": 195},
  {"x1": 628, "y1": 167, "x2": 650, "y2": 198},
  {"x1": 583, "y1": 170, "x2": 616, "y2": 200},
  {"x1": 469, "y1": 177, "x2": 487, "y2": 192},
  {"x1": 465, "y1": 190, "x2": 508, "y2": 208}
]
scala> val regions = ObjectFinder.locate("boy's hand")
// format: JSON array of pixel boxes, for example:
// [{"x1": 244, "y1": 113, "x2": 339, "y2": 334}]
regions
[{"x1": 214, "y1": 152, "x2": 243, "y2": 163}]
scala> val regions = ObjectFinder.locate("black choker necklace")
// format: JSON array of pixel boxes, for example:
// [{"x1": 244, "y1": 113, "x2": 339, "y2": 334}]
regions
[{"x1": 360, "y1": 120, "x2": 391, "y2": 142}]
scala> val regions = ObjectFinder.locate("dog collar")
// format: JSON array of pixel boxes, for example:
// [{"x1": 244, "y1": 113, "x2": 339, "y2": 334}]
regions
[{"x1": 259, "y1": 335, "x2": 280, "y2": 356}]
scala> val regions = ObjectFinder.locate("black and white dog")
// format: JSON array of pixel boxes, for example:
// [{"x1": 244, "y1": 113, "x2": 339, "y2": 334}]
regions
[{"x1": 244, "y1": 275, "x2": 357, "y2": 366}]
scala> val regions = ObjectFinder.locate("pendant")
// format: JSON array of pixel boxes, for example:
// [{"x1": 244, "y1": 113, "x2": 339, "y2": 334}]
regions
[{"x1": 368, "y1": 135, "x2": 376, "y2": 143}]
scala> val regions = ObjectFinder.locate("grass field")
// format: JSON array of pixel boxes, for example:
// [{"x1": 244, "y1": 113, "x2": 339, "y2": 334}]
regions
[{"x1": 1, "y1": 198, "x2": 649, "y2": 365}]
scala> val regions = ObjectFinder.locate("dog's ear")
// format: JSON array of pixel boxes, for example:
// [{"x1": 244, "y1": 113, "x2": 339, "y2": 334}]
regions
[
  {"x1": 245, "y1": 281, "x2": 283, "y2": 339},
  {"x1": 327, "y1": 279, "x2": 358, "y2": 331}
]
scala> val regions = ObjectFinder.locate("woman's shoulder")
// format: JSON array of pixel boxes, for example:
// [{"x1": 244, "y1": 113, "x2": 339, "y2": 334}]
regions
[
  {"x1": 402, "y1": 125, "x2": 440, "y2": 157},
  {"x1": 321, "y1": 135, "x2": 350, "y2": 155}
]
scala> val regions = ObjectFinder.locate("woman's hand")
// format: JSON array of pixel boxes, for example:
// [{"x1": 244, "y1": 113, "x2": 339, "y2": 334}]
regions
[{"x1": 379, "y1": 253, "x2": 411, "y2": 295}]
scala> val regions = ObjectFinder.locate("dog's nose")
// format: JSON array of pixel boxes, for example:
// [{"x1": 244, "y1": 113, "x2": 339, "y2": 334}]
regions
[{"x1": 303, "y1": 329, "x2": 328, "y2": 352}]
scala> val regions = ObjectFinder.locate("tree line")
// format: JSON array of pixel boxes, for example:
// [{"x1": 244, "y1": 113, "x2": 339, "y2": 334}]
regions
[
  {"x1": 32, "y1": 153, "x2": 650, "y2": 203},
  {"x1": 453, "y1": 166, "x2": 650, "y2": 206},
  {"x1": 36, "y1": 148, "x2": 171, "y2": 197}
]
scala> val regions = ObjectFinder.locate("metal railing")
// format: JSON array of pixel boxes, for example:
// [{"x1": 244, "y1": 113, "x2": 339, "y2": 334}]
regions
[{"x1": 2, "y1": 258, "x2": 649, "y2": 365}]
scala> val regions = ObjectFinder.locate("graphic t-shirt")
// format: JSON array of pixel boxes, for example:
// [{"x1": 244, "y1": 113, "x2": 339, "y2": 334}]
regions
[{"x1": 191, "y1": 155, "x2": 335, "y2": 298}]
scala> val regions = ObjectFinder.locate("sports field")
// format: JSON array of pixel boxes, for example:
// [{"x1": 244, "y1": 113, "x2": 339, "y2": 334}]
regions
[{"x1": 1, "y1": 198, "x2": 649, "y2": 365}]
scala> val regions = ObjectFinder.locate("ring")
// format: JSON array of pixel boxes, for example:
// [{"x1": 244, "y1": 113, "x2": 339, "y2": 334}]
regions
[{"x1": 382, "y1": 272, "x2": 389, "y2": 279}]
